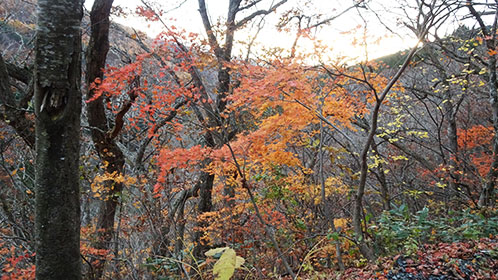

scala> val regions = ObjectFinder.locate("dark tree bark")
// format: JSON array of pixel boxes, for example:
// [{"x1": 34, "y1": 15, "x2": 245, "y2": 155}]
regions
[
  {"x1": 421, "y1": 44, "x2": 466, "y2": 201},
  {"x1": 192, "y1": 171, "x2": 214, "y2": 257},
  {"x1": 0, "y1": 54, "x2": 35, "y2": 148},
  {"x1": 84, "y1": 0, "x2": 129, "y2": 278},
  {"x1": 353, "y1": 42, "x2": 421, "y2": 261},
  {"x1": 371, "y1": 139, "x2": 390, "y2": 211},
  {"x1": 34, "y1": 0, "x2": 83, "y2": 279},
  {"x1": 350, "y1": 0, "x2": 449, "y2": 260},
  {"x1": 467, "y1": 0, "x2": 498, "y2": 207}
]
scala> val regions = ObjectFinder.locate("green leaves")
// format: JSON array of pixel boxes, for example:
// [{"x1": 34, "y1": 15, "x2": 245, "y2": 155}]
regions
[
  {"x1": 376, "y1": 206, "x2": 498, "y2": 256},
  {"x1": 205, "y1": 247, "x2": 245, "y2": 280}
]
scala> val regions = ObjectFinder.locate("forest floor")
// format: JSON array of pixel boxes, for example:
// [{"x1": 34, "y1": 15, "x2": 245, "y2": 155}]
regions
[{"x1": 337, "y1": 237, "x2": 497, "y2": 280}]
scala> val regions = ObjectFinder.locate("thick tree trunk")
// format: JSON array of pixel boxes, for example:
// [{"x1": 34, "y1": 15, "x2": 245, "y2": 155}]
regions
[
  {"x1": 192, "y1": 0, "x2": 235, "y2": 257},
  {"x1": 34, "y1": 0, "x2": 83, "y2": 279}
]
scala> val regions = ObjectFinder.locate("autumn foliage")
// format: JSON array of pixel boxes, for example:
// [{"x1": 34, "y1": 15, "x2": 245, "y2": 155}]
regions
[{"x1": 1, "y1": 0, "x2": 498, "y2": 279}]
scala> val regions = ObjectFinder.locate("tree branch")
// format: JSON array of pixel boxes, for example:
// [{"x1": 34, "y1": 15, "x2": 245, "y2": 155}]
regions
[
  {"x1": 0, "y1": 54, "x2": 35, "y2": 148},
  {"x1": 234, "y1": 0, "x2": 287, "y2": 29},
  {"x1": 197, "y1": 0, "x2": 223, "y2": 58},
  {"x1": 5, "y1": 62, "x2": 31, "y2": 84}
]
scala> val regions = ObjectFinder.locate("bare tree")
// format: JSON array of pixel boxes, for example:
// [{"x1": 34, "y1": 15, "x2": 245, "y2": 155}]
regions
[{"x1": 345, "y1": 0, "x2": 453, "y2": 260}]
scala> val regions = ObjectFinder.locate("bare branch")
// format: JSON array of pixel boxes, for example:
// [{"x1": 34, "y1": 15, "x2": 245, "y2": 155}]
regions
[
  {"x1": 234, "y1": 0, "x2": 288, "y2": 29},
  {"x1": 197, "y1": 0, "x2": 223, "y2": 57},
  {"x1": 239, "y1": 0, "x2": 263, "y2": 11},
  {"x1": 306, "y1": 0, "x2": 366, "y2": 31}
]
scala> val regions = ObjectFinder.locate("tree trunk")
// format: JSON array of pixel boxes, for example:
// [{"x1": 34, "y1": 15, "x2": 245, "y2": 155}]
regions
[
  {"x1": 353, "y1": 42, "x2": 421, "y2": 262},
  {"x1": 193, "y1": 172, "x2": 214, "y2": 258},
  {"x1": 192, "y1": 0, "x2": 288, "y2": 260},
  {"x1": 467, "y1": 1, "x2": 498, "y2": 207},
  {"x1": 34, "y1": 0, "x2": 83, "y2": 279},
  {"x1": 85, "y1": 0, "x2": 127, "y2": 278},
  {"x1": 444, "y1": 95, "x2": 461, "y2": 192},
  {"x1": 425, "y1": 45, "x2": 463, "y2": 200},
  {"x1": 372, "y1": 139, "x2": 390, "y2": 211},
  {"x1": 480, "y1": 48, "x2": 498, "y2": 207},
  {"x1": 481, "y1": 29, "x2": 498, "y2": 207},
  {"x1": 319, "y1": 117, "x2": 345, "y2": 270}
]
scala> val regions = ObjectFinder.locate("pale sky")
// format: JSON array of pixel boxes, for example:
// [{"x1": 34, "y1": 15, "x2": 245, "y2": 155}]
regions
[{"x1": 83, "y1": 0, "x2": 464, "y2": 62}]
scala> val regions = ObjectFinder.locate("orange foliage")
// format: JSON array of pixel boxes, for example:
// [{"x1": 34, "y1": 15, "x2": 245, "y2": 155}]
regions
[
  {"x1": 0, "y1": 244, "x2": 35, "y2": 280},
  {"x1": 457, "y1": 125, "x2": 493, "y2": 150}
]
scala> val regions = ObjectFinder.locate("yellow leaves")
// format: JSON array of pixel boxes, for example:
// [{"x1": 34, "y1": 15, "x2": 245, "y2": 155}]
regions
[
  {"x1": 404, "y1": 189, "x2": 424, "y2": 198},
  {"x1": 271, "y1": 175, "x2": 347, "y2": 205},
  {"x1": 380, "y1": 113, "x2": 405, "y2": 139},
  {"x1": 435, "y1": 181, "x2": 447, "y2": 189},
  {"x1": 325, "y1": 177, "x2": 348, "y2": 193},
  {"x1": 392, "y1": 155, "x2": 408, "y2": 161},
  {"x1": 205, "y1": 247, "x2": 230, "y2": 257},
  {"x1": 290, "y1": 177, "x2": 350, "y2": 205},
  {"x1": 334, "y1": 218, "x2": 348, "y2": 229},
  {"x1": 387, "y1": 137, "x2": 400, "y2": 143},
  {"x1": 407, "y1": 130, "x2": 429, "y2": 139},
  {"x1": 368, "y1": 154, "x2": 386, "y2": 169},
  {"x1": 90, "y1": 172, "x2": 137, "y2": 199},
  {"x1": 301, "y1": 168, "x2": 314, "y2": 175},
  {"x1": 205, "y1": 247, "x2": 245, "y2": 280}
]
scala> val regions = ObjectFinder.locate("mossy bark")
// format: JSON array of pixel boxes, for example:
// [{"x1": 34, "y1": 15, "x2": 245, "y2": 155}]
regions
[{"x1": 34, "y1": 0, "x2": 83, "y2": 279}]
